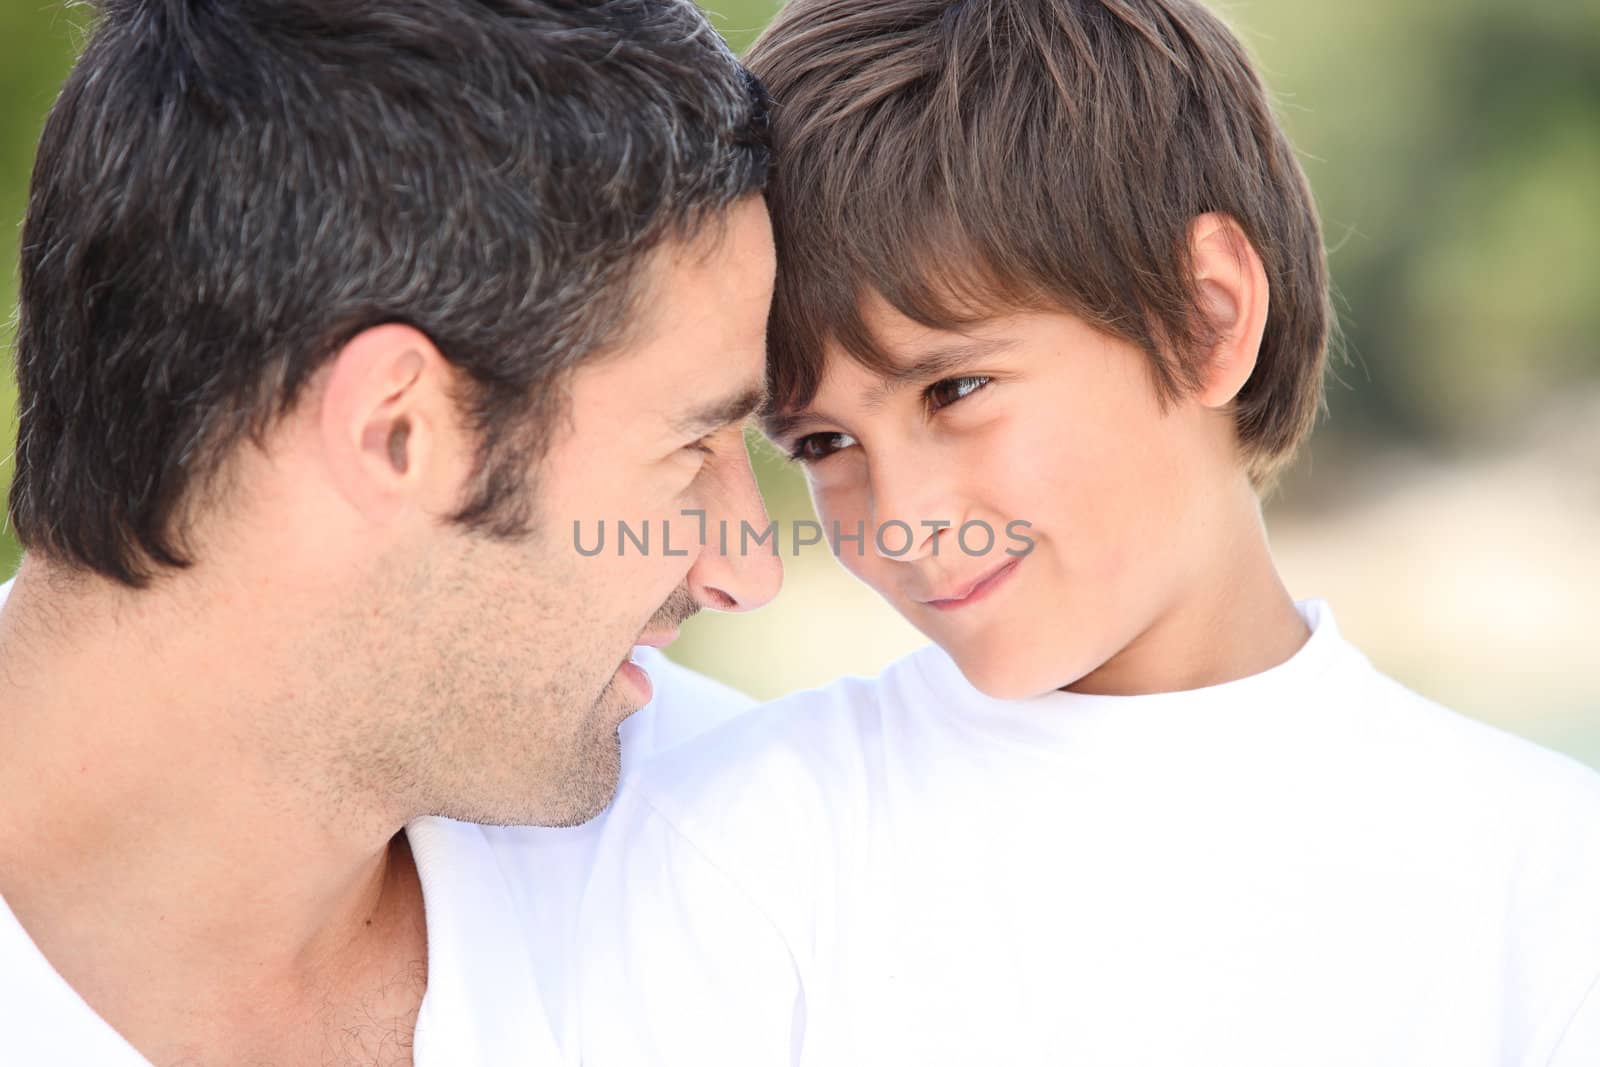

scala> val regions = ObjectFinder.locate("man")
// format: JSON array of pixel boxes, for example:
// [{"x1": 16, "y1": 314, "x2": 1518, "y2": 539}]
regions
[{"x1": 0, "y1": 0, "x2": 779, "y2": 1062}]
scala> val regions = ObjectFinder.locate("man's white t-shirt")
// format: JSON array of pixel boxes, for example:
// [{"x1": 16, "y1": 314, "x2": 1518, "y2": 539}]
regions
[
  {"x1": 0, "y1": 567, "x2": 752, "y2": 1065},
  {"x1": 578, "y1": 600, "x2": 1600, "y2": 1066}
]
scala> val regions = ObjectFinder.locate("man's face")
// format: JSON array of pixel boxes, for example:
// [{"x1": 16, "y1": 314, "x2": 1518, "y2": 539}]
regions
[
  {"x1": 392, "y1": 198, "x2": 781, "y2": 826},
  {"x1": 771, "y1": 296, "x2": 1236, "y2": 701}
]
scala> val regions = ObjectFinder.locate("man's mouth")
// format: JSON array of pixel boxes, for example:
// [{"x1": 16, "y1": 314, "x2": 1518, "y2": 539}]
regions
[
  {"x1": 633, "y1": 629, "x2": 679, "y2": 650},
  {"x1": 611, "y1": 625, "x2": 684, "y2": 707}
]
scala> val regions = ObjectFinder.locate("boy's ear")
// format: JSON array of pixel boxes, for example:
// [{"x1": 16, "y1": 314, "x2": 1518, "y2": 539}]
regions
[
  {"x1": 1189, "y1": 213, "x2": 1270, "y2": 409},
  {"x1": 316, "y1": 323, "x2": 470, "y2": 525}
]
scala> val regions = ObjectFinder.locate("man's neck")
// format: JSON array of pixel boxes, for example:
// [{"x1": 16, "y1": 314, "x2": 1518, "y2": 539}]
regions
[{"x1": 0, "y1": 562, "x2": 430, "y2": 1063}]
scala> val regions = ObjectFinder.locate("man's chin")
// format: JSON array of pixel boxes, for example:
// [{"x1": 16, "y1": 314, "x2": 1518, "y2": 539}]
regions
[
  {"x1": 529, "y1": 727, "x2": 625, "y2": 829},
  {"x1": 500, "y1": 665, "x2": 641, "y2": 828}
]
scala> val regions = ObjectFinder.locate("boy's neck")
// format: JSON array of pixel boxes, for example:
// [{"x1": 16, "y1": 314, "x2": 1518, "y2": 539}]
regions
[{"x1": 1065, "y1": 510, "x2": 1310, "y2": 698}]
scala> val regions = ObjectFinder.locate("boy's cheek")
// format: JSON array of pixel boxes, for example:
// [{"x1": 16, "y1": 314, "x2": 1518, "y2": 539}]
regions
[{"x1": 810, "y1": 488, "x2": 866, "y2": 542}]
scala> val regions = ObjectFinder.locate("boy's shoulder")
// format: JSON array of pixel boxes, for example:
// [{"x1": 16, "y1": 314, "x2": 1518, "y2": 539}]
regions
[
  {"x1": 616, "y1": 643, "x2": 947, "y2": 838},
  {"x1": 1345, "y1": 669, "x2": 1600, "y2": 1024},
  {"x1": 1332, "y1": 640, "x2": 1600, "y2": 821},
  {"x1": 619, "y1": 608, "x2": 1600, "y2": 875},
  {"x1": 1268, "y1": 615, "x2": 1600, "y2": 927},
  {"x1": 615, "y1": 646, "x2": 758, "y2": 775}
]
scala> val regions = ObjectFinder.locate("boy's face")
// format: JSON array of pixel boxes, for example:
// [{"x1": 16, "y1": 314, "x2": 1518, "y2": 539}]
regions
[{"x1": 774, "y1": 295, "x2": 1247, "y2": 699}]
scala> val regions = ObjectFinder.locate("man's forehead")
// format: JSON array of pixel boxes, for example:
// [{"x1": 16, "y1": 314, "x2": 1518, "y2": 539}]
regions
[
  {"x1": 569, "y1": 210, "x2": 772, "y2": 439},
  {"x1": 634, "y1": 198, "x2": 775, "y2": 341}
]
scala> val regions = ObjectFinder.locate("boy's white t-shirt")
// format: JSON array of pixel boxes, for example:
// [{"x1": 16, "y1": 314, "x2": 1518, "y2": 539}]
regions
[
  {"x1": 578, "y1": 600, "x2": 1600, "y2": 1067},
  {"x1": 0, "y1": 568, "x2": 753, "y2": 1064}
]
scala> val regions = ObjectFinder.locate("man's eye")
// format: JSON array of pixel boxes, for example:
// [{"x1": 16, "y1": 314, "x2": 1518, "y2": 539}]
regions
[
  {"x1": 925, "y1": 375, "x2": 992, "y2": 414},
  {"x1": 788, "y1": 431, "x2": 857, "y2": 464},
  {"x1": 686, "y1": 434, "x2": 716, "y2": 456}
]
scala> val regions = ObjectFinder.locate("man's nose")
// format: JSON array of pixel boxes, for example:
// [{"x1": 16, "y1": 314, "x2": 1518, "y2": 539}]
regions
[{"x1": 685, "y1": 442, "x2": 783, "y2": 612}]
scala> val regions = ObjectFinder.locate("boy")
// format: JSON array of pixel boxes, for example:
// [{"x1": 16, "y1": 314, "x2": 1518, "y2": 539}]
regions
[{"x1": 577, "y1": 1, "x2": 1600, "y2": 1064}]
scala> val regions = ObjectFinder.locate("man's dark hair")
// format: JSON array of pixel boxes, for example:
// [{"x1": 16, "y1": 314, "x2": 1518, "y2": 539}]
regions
[
  {"x1": 11, "y1": 0, "x2": 769, "y2": 586},
  {"x1": 746, "y1": 0, "x2": 1329, "y2": 488}
]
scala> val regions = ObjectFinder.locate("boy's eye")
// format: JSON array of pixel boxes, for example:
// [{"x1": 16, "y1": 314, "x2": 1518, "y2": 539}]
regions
[
  {"x1": 788, "y1": 431, "x2": 857, "y2": 464},
  {"x1": 924, "y1": 375, "x2": 992, "y2": 414}
]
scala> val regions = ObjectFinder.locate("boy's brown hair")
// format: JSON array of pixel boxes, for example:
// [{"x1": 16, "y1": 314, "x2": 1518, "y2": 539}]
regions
[{"x1": 746, "y1": 0, "x2": 1331, "y2": 486}]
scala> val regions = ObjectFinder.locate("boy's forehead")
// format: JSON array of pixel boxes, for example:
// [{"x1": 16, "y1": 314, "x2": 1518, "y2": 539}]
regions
[
  {"x1": 853, "y1": 285, "x2": 994, "y2": 349},
  {"x1": 842, "y1": 291, "x2": 1020, "y2": 374}
]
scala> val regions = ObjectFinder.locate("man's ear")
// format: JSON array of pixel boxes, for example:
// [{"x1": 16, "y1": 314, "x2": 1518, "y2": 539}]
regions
[
  {"x1": 316, "y1": 323, "x2": 467, "y2": 524},
  {"x1": 1189, "y1": 213, "x2": 1270, "y2": 410}
]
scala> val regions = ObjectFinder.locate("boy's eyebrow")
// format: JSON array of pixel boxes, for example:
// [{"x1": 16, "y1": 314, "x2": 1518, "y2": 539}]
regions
[
  {"x1": 762, "y1": 336, "x2": 1015, "y2": 441},
  {"x1": 670, "y1": 382, "x2": 768, "y2": 437},
  {"x1": 858, "y1": 337, "x2": 1016, "y2": 411},
  {"x1": 759, "y1": 408, "x2": 810, "y2": 443}
]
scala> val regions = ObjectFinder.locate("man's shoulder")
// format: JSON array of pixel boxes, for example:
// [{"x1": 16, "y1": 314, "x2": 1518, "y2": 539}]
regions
[{"x1": 0, "y1": 890, "x2": 149, "y2": 1065}]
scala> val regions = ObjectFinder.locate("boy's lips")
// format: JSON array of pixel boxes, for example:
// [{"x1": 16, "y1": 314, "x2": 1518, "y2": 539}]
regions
[{"x1": 917, "y1": 556, "x2": 1023, "y2": 611}]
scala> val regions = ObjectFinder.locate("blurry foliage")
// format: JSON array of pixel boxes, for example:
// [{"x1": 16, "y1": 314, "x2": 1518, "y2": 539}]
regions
[
  {"x1": 0, "y1": 0, "x2": 1594, "y2": 570},
  {"x1": 700, "y1": 0, "x2": 782, "y2": 52},
  {"x1": 0, "y1": 2, "x2": 85, "y2": 572},
  {"x1": 1259, "y1": 0, "x2": 1600, "y2": 446}
]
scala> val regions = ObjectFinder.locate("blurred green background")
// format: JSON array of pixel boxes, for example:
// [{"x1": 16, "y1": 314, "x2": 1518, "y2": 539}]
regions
[{"x1": 2, "y1": 1, "x2": 1596, "y2": 766}]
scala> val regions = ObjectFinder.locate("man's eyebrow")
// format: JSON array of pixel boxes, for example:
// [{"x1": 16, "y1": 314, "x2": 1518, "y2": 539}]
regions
[
  {"x1": 761, "y1": 336, "x2": 1015, "y2": 441},
  {"x1": 670, "y1": 383, "x2": 768, "y2": 437}
]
